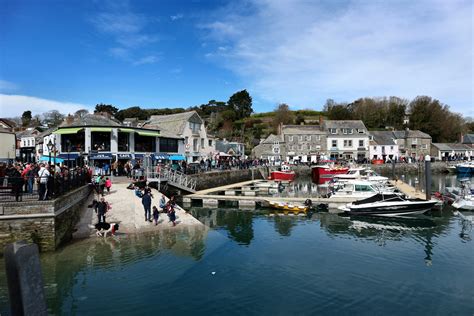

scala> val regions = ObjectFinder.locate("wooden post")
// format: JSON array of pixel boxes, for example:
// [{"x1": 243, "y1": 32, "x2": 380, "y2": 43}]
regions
[{"x1": 425, "y1": 155, "x2": 431, "y2": 201}]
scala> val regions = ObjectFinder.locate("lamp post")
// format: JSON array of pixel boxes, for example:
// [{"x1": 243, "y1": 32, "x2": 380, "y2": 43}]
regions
[
  {"x1": 47, "y1": 140, "x2": 54, "y2": 166},
  {"x1": 66, "y1": 139, "x2": 71, "y2": 169}
]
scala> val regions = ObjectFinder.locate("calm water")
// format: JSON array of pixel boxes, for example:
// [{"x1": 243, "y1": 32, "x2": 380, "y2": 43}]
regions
[{"x1": 1, "y1": 175, "x2": 473, "y2": 315}]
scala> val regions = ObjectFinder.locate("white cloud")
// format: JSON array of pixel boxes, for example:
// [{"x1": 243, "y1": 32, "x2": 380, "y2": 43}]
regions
[
  {"x1": 0, "y1": 80, "x2": 19, "y2": 92},
  {"x1": 0, "y1": 94, "x2": 91, "y2": 117},
  {"x1": 170, "y1": 14, "x2": 183, "y2": 21},
  {"x1": 133, "y1": 55, "x2": 160, "y2": 66},
  {"x1": 202, "y1": 0, "x2": 473, "y2": 114}
]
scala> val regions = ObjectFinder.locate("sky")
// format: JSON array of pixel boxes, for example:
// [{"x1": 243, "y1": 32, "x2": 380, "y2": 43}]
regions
[{"x1": 0, "y1": 0, "x2": 472, "y2": 118}]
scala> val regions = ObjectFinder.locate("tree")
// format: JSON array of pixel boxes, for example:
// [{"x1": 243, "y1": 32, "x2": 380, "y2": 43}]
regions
[
  {"x1": 115, "y1": 106, "x2": 148, "y2": 121},
  {"x1": 273, "y1": 103, "x2": 295, "y2": 132},
  {"x1": 94, "y1": 103, "x2": 118, "y2": 116},
  {"x1": 74, "y1": 109, "x2": 89, "y2": 119},
  {"x1": 227, "y1": 90, "x2": 253, "y2": 120},
  {"x1": 21, "y1": 111, "x2": 32, "y2": 127},
  {"x1": 42, "y1": 110, "x2": 65, "y2": 127}
]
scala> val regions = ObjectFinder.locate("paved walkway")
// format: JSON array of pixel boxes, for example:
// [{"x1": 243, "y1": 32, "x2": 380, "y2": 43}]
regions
[{"x1": 74, "y1": 183, "x2": 204, "y2": 238}]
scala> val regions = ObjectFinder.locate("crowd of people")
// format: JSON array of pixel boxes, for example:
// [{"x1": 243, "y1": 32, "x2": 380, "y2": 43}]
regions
[{"x1": 0, "y1": 162, "x2": 91, "y2": 201}]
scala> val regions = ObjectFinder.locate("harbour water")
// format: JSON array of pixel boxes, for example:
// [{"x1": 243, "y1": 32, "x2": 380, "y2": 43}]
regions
[{"x1": 0, "y1": 174, "x2": 473, "y2": 315}]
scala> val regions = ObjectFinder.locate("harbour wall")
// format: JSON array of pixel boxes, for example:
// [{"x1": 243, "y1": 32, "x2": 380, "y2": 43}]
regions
[
  {"x1": 189, "y1": 168, "x2": 266, "y2": 191},
  {"x1": 0, "y1": 185, "x2": 92, "y2": 255}
]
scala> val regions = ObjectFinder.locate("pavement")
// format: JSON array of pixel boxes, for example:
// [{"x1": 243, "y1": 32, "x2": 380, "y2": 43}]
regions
[{"x1": 74, "y1": 182, "x2": 204, "y2": 238}]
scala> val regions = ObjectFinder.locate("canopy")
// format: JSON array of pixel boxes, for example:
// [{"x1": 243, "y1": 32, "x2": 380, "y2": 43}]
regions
[
  {"x1": 39, "y1": 156, "x2": 65, "y2": 163},
  {"x1": 119, "y1": 128, "x2": 135, "y2": 133},
  {"x1": 169, "y1": 154, "x2": 184, "y2": 161},
  {"x1": 53, "y1": 127, "x2": 83, "y2": 135},
  {"x1": 89, "y1": 153, "x2": 112, "y2": 160},
  {"x1": 217, "y1": 152, "x2": 231, "y2": 157},
  {"x1": 153, "y1": 153, "x2": 169, "y2": 160},
  {"x1": 137, "y1": 130, "x2": 160, "y2": 137},
  {"x1": 91, "y1": 127, "x2": 113, "y2": 132}
]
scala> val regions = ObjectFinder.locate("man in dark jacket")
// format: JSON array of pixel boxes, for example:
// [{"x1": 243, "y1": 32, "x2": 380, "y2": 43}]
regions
[
  {"x1": 142, "y1": 191, "x2": 152, "y2": 222},
  {"x1": 96, "y1": 197, "x2": 108, "y2": 223}
]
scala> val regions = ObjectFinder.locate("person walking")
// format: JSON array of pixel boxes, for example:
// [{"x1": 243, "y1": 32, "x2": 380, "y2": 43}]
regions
[
  {"x1": 152, "y1": 206, "x2": 160, "y2": 225},
  {"x1": 159, "y1": 194, "x2": 166, "y2": 212},
  {"x1": 142, "y1": 191, "x2": 152, "y2": 222},
  {"x1": 96, "y1": 197, "x2": 108, "y2": 223},
  {"x1": 37, "y1": 164, "x2": 50, "y2": 200},
  {"x1": 167, "y1": 203, "x2": 176, "y2": 226},
  {"x1": 105, "y1": 177, "x2": 112, "y2": 194}
]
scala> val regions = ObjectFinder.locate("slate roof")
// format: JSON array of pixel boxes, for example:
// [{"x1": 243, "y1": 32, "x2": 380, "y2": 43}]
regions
[
  {"x1": 261, "y1": 134, "x2": 284, "y2": 144},
  {"x1": 216, "y1": 140, "x2": 244, "y2": 154},
  {"x1": 369, "y1": 131, "x2": 396, "y2": 145},
  {"x1": 144, "y1": 111, "x2": 201, "y2": 135},
  {"x1": 432, "y1": 143, "x2": 472, "y2": 151},
  {"x1": 462, "y1": 134, "x2": 474, "y2": 144},
  {"x1": 323, "y1": 120, "x2": 367, "y2": 130},
  {"x1": 392, "y1": 129, "x2": 431, "y2": 139},
  {"x1": 59, "y1": 114, "x2": 121, "y2": 127},
  {"x1": 282, "y1": 125, "x2": 325, "y2": 134},
  {"x1": 0, "y1": 118, "x2": 17, "y2": 128}
]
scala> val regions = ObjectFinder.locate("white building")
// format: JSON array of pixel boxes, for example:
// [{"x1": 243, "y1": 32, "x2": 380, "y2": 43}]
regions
[
  {"x1": 368, "y1": 131, "x2": 399, "y2": 161},
  {"x1": 0, "y1": 128, "x2": 16, "y2": 162},
  {"x1": 144, "y1": 111, "x2": 216, "y2": 163},
  {"x1": 323, "y1": 120, "x2": 369, "y2": 161}
]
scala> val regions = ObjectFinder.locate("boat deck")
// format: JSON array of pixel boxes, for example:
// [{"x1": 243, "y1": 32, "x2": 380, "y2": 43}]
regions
[{"x1": 389, "y1": 180, "x2": 427, "y2": 200}]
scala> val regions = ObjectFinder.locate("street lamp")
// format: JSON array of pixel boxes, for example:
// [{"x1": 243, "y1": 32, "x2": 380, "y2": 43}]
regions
[
  {"x1": 66, "y1": 139, "x2": 71, "y2": 169},
  {"x1": 47, "y1": 140, "x2": 54, "y2": 166}
]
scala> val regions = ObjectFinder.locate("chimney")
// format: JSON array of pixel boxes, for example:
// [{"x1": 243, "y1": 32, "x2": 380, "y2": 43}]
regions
[{"x1": 66, "y1": 114, "x2": 74, "y2": 125}]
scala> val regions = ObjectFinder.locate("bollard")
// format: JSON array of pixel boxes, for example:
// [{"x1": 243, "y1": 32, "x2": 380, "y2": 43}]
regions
[
  {"x1": 5, "y1": 241, "x2": 48, "y2": 316},
  {"x1": 424, "y1": 155, "x2": 431, "y2": 201}
]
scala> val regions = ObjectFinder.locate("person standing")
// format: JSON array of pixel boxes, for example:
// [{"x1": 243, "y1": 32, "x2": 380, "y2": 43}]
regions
[
  {"x1": 37, "y1": 164, "x2": 50, "y2": 200},
  {"x1": 105, "y1": 177, "x2": 112, "y2": 194},
  {"x1": 96, "y1": 197, "x2": 108, "y2": 223},
  {"x1": 152, "y1": 206, "x2": 159, "y2": 225},
  {"x1": 167, "y1": 203, "x2": 176, "y2": 226},
  {"x1": 159, "y1": 194, "x2": 166, "y2": 212},
  {"x1": 11, "y1": 166, "x2": 23, "y2": 202},
  {"x1": 142, "y1": 191, "x2": 152, "y2": 222}
]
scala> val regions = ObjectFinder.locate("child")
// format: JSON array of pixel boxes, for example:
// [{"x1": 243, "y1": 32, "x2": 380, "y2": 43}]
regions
[
  {"x1": 152, "y1": 206, "x2": 159, "y2": 225},
  {"x1": 168, "y1": 204, "x2": 176, "y2": 227},
  {"x1": 105, "y1": 177, "x2": 112, "y2": 194},
  {"x1": 159, "y1": 195, "x2": 166, "y2": 212}
]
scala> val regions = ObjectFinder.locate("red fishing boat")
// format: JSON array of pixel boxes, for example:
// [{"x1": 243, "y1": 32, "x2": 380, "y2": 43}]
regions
[
  {"x1": 270, "y1": 164, "x2": 296, "y2": 182},
  {"x1": 311, "y1": 163, "x2": 349, "y2": 184}
]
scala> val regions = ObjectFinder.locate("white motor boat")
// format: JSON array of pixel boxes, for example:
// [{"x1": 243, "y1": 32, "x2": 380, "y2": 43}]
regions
[
  {"x1": 339, "y1": 193, "x2": 438, "y2": 216},
  {"x1": 333, "y1": 167, "x2": 388, "y2": 184},
  {"x1": 450, "y1": 179, "x2": 474, "y2": 211},
  {"x1": 328, "y1": 180, "x2": 399, "y2": 199}
]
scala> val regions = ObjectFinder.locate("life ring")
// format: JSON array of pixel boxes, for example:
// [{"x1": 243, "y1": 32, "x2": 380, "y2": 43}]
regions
[{"x1": 185, "y1": 144, "x2": 190, "y2": 149}]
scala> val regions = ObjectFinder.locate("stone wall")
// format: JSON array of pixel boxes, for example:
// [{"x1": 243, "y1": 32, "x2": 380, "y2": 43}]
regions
[
  {"x1": 189, "y1": 168, "x2": 265, "y2": 191},
  {"x1": 0, "y1": 185, "x2": 92, "y2": 255}
]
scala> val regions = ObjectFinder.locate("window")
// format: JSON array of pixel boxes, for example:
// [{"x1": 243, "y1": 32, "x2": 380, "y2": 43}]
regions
[
  {"x1": 159, "y1": 138, "x2": 178, "y2": 153},
  {"x1": 62, "y1": 131, "x2": 85, "y2": 152},
  {"x1": 306, "y1": 135, "x2": 311, "y2": 141},
  {"x1": 358, "y1": 129, "x2": 365, "y2": 134},
  {"x1": 290, "y1": 145, "x2": 294, "y2": 150},
  {"x1": 412, "y1": 139, "x2": 418, "y2": 144},
  {"x1": 316, "y1": 145, "x2": 321, "y2": 150},
  {"x1": 343, "y1": 140, "x2": 353, "y2": 147},
  {"x1": 349, "y1": 129, "x2": 353, "y2": 134},
  {"x1": 316, "y1": 135, "x2": 321, "y2": 141},
  {"x1": 208, "y1": 139, "x2": 212, "y2": 147},
  {"x1": 193, "y1": 138, "x2": 198, "y2": 151},
  {"x1": 134, "y1": 134, "x2": 156, "y2": 152},
  {"x1": 299, "y1": 135, "x2": 303, "y2": 141},
  {"x1": 373, "y1": 146, "x2": 377, "y2": 150},
  {"x1": 91, "y1": 131, "x2": 111, "y2": 151},
  {"x1": 332, "y1": 140, "x2": 337, "y2": 148},
  {"x1": 411, "y1": 144, "x2": 417, "y2": 149},
  {"x1": 300, "y1": 144, "x2": 305, "y2": 150},
  {"x1": 308, "y1": 145, "x2": 312, "y2": 150},
  {"x1": 329, "y1": 128, "x2": 337, "y2": 134},
  {"x1": 189, "y1": 122, "x2": 201, "y2": 134},
  {"x1": 359, "y1": 140, "x2": 364, "y2": 147},
  {"x1": 118, "y1": 132, "x2": 130, "y2": 152},
  {"x1": 201, "y1": 138, "x2": 205, "y2": 149},
  {"x1": 390, "y1": 146, "x2": 394, "y2": 150},
  {"x1": 185, "y1": 136, "x2": 189, "y2": 146},
  {"x1": 289, "y1": 136, "x2": 293, "y2": 141},
  {"x1": 421, "y1": 144, "x2": 427, "y2": 149}
]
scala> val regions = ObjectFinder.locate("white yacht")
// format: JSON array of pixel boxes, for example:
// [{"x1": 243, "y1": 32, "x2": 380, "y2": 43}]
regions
[
  {"x1": 328, "y1": 180, "x2": 399, "y2": 199},
  {"x1": 333, "y1": 168, "x2": 388, "y2": 184}
]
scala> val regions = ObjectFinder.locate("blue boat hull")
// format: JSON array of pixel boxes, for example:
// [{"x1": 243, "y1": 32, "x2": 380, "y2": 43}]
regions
[{"x1": 455, "y1": 166, "x2": 474, "y2": 174}]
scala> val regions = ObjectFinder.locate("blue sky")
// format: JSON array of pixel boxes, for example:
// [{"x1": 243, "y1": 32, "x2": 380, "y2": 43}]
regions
[{"x1": 0, "y1": 0, "x2": 472, "y2": 117}]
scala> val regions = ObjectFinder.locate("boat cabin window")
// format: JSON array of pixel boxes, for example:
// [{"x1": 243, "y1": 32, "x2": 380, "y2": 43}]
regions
[
  {"x1": 355, "y1": 184, "x2": 375, "y2": 192},
  {"x1": 348, "y1": 170, "x2": 358, "y2": 175}
]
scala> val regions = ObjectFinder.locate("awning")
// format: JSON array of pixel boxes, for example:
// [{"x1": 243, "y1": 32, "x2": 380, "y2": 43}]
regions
[
  {"x1": 137, "y1": 130, "x2": 160, "y2": 137},
  {"x1": 117, "y1": 153, "x2": 133, "y2": 159},
  {"x1": 91, "y1": 127, "x2": 113, "y2": 132},
  {"x1": 89, "y1": 153, "x2": 113, "y2": 160},
  {"x1": 53, "y1": 128, "x2": 83, "y2": 135},
  {"x1": 57, "y1": 153, "x2": 79, "y2": 160},
  {"x1": 153, "y1": 153, "x2": 169, "y2": 160},
  {"x1": 169, "y1": 154, "x2": 184, "y2": 161},
  {"x1": 134, "y1": 154, "x2": 145, "y2": 158},
  {"x1": 119, "y1": 128, "x2": 135, "y2": 133},
  {"x1": 39, "y1": 156, "x2": 65, "y2": 163}
]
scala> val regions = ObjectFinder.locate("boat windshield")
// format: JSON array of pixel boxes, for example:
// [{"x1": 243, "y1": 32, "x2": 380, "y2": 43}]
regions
[
  {"x1": 354, "y1": 184, "x2": 376, "y2": 192},
  {"x1": 352, "y1": 193, "x2": 404, "y2": 205}
]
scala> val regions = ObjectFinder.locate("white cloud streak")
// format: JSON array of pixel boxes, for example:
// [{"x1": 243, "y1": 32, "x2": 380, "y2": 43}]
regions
[
  {"x1": 0, "y1": 80, "x2": 19, "y2": 92},
  {"x1": 0, "y1": 94, "x2": 91, "y2": 117},
  {"x1": 170, "y1": 14, "x2": 183, "y2": 21},
  {"x1": 202, "y1": 0, "x2": 473, "y2": 114}
]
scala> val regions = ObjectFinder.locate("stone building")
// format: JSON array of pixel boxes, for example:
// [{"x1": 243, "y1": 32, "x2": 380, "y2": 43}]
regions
[
  {"x1": 281, "y1": 125, "x2": 326, "y2": 163},
  {"x1": 16, "y1": 128, "x2": 42, "y2": 163},
  {"x1": 462, "y1": 134, "x2": 474, "y2": 148},
  {"x1": 323, "y1": 120, "x2": 369, "y2": 161},
  {"x1": 215, "y1": 139, "x2": 245, "y2": 159},
  {"x1": 144, "y1": 111, "x2": 215, "y2": 163},
  {"x1": 251, "y1": 134, "x2": 285, "y2": 163},
  {"x1": 368, "y1": 131, "x2": 399, "y2": 161},
  {"x1": 392, "y1": 129, "x2": 431, "y2": 160},
  {"x1": 430, "y1": 143, "x2": 473, "y2": 160},
  {"x1": 0, "y1": 127, "x2": 16, "y2": 162}
]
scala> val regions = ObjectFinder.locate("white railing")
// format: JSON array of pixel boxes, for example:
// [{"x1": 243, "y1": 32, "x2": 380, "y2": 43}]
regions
[{"x1": 146, "y1": 167, "x2": 197, "y2": 192}]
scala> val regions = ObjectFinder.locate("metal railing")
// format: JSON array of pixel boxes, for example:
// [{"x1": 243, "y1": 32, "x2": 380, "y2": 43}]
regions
[
  {"x1": 0, "y1": 169, "x2": 90, "y2": 202},
  {"x1": 146, "y1": 167, "x2": 197, "y2": 192}
]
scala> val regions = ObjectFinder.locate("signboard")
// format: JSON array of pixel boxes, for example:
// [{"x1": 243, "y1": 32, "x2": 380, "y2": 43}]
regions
[
  {"x1": 117, "y1": 153, "x2": 133, "y2": 159},
  {"x1": 89, "y1": 153, "x2": 113, "y2": 160}
]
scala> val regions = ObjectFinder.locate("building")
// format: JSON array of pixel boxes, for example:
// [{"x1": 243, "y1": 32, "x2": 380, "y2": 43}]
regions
[
  {"x1": 462, "y1": 134, "x2": 474, "y2": 148},
  {"x1": 144, "y1": 111, "x2": 215, "y2": 163},
  {"x1": 281, "y1": 125, "x2": 326, "y2": 163},
  {"x1": 41, "y1": 113, "x2": 184, "y2": 167},
  {"x1": 251, "y1": 134, "x2": 285, "y2": 163},
  {"x1": 368, "y1": 131, "x2": 399, "y2": 161},
  {"x1": 0, "y1": 118, "x2": 17, "y2": 132},
  {"x1": 323, "y1": 120, "x2": 369, "y2": 161},
  {"x1": 16, "y1": 128, "x2": 42, "y2": 163},
  {"x1": 0, "y1": 128, "x2": 16, "y2": 162},
  {"x1": 430, "y1": 143, "x2": 473, "y2": 161},
  {"x1": 392, "y1": 129, "x2": 431, "y2": 160},
  {"x1": 215, "y1": 139, "x2": 245, "y2": 159}
]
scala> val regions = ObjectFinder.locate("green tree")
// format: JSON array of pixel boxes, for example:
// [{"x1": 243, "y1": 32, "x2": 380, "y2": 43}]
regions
[
  {"x1": 227, "y1": 90, "x2": 253, "y2": 120},
  {"x1": 21, "y1": 110, "x2": 32, "y2": 127},
  {"x1": 42, "y1": 110, "x2": 65, "y2": 127},
  {"x1": 94, "y1": 103, "x2": 118, "y2": 116},
  {"x1": 74, "y1": 109, "x2": 89, "y2": 119},
  {"x1": 115, "y1": 106, "x2": 148, "y2": 121},
  {"x1": 273, "y1": 103, "x2": 295, "y2": 132}
]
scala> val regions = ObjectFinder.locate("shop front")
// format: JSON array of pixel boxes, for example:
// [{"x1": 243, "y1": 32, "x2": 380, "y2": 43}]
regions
[{"x1": 89, "y1": 152, "x2": 113, "y2": 175}]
